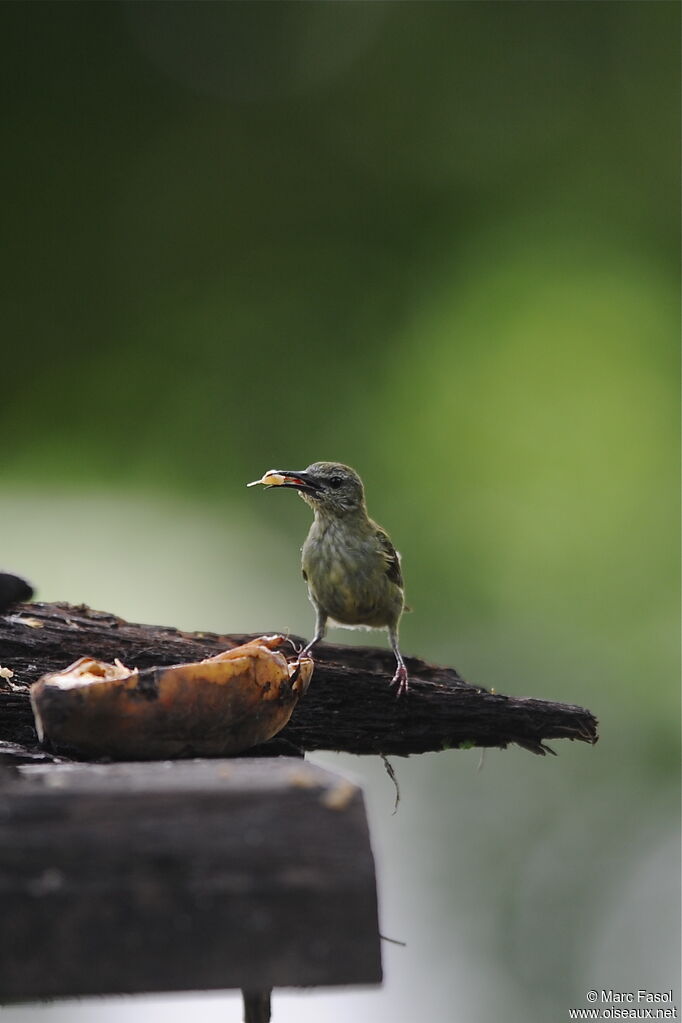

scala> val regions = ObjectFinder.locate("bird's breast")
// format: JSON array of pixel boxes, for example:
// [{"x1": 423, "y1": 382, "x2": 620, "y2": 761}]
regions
[{"x1": 301, "y1": 522, "x2": 400, "y2": 627}]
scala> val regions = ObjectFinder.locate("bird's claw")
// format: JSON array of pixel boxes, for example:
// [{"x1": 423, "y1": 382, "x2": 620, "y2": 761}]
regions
[
  {"x1": 280, "y1": 635, "x2": 302, "y2": 656},
  {"x1": 390, "y1": 664, "x2": 409, "y2": 698}
]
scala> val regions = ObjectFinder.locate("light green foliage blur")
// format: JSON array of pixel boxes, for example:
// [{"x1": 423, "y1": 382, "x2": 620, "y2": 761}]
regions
[{"x1": 2, "y1": 4, "x2": 679, "y2": 1022}]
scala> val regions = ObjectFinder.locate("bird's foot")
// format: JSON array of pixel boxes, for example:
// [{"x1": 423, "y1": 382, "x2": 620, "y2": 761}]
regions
[
  {"x1": 390, "y1": 664, "x2": 409, "y2": 698},
  {"x1": 280, "y1": 636, "x2": 303, "y2": 656}
]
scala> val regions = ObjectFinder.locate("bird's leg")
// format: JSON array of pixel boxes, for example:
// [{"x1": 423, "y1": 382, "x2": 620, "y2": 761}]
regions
[
  {"x1": 388, "y1": 625, "x2": 409, "y2": 697},
  {"x1": 302, "y1": 607, "x2": 327, "y2": 658}
]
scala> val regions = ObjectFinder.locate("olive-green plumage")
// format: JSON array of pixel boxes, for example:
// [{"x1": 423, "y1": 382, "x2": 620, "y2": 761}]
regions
[{"x1": 254, "y1": 461, "x2": 409, "y2": 695}]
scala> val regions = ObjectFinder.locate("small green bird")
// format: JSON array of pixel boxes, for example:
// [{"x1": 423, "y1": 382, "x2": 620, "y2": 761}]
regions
[{"x1": 248, "y1": 461, "x2": 409, "y2": 696}]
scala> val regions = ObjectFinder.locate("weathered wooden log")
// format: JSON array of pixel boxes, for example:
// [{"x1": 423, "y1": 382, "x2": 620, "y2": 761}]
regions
[{"x1": 0, "y1": 602, "x2": 598, "y2": 757}]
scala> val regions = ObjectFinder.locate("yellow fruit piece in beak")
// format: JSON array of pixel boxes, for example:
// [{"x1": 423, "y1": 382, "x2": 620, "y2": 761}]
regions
[{"x1": 246, "y1": 470, "x2": 288, "y2": 488}]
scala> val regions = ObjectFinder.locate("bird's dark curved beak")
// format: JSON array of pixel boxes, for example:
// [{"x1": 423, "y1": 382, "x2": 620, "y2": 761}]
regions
[{"x1": 272, "y1": 471, "x2": 321, "y2": 494}]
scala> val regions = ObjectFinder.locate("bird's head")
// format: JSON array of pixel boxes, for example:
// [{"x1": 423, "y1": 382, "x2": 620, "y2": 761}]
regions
[{"x1": 248, "y1": 461, "x2": 366, "y2": 517}]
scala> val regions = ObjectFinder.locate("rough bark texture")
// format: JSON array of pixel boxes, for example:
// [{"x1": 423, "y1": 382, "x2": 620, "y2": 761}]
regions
[{"x1": 0, "y1": 602, "x2": 598, "y2": 758}]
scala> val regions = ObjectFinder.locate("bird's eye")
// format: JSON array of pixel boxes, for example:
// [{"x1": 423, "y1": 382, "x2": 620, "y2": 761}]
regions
[{"x1": 328, "y1": 476, "x2": 343, "y2": 489}]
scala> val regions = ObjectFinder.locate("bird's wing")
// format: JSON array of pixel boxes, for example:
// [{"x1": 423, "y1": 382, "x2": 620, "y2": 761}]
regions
[{"x1": 375, "y1": 527, "x2": 404, "y2": 589}]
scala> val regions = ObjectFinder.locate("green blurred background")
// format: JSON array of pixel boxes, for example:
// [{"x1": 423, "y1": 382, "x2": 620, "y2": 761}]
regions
[{"x1": 2, "y1": 2, "x2": 679, "y2": 1022}]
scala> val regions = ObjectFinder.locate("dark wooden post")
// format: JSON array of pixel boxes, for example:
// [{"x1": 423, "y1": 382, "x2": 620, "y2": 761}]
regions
[{"x1": 0, "y1": 758, "x2": 382, "y2": 1016}]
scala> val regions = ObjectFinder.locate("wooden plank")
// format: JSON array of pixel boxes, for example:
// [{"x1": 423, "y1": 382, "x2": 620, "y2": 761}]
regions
[
  {"x1": 0, "y1": 758, "x2": 382, "y2": 1000},
  {"x1": 0, "y1": 602, "x2": 599, "y2": 756}
]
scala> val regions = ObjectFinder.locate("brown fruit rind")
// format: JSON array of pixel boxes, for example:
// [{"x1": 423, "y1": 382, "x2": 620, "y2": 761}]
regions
[{"x1": 30, "y1": 635, "x2": 313, "y2": 760}]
